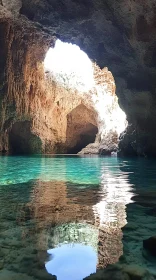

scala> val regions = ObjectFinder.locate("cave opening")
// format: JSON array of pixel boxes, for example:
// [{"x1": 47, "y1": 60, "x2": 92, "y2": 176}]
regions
[
  {"x1": 44, "y1": 39, "x2": 127, "y2": 154},
  {"x1": 44, "y1": 39, "x2": 94, "y2": 92},
  {"x1": 67, "y1": 126, "x2": 98, "y2": 154},
  {"x1": 66, "y1": 104, "x2": 98, "y2": 154}
]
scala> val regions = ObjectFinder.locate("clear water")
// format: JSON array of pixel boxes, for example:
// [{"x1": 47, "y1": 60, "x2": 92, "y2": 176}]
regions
[{"x1": 0, "y1": 155, "x2": 156, "y2": 280}]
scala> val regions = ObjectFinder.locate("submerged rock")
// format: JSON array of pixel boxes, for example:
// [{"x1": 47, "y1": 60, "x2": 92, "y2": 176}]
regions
[
  {"x1": 0, "y1": 269, "x2": 36, "y2": 280},
  {"x1": 31, "y1": 269, "x2": 56, "y2": 280},
  {"x1": 0, "y1": 260, "x2": 4, "y2": 270},
  {"x1": 146, "y1": 207, "x2": 156, "y2": 217},
  {"x1": 84, "y1": 265, "x2": 130, "y2": 280},
  {"x1": 84, "y1": 264, "x2": 154, "y2": 280},
  {"x1": 123, "y1": 265, "x2": 152, "y2": 280},
  {"x1": 143, "y1": 236, "x2": 156, "y2": 257}
]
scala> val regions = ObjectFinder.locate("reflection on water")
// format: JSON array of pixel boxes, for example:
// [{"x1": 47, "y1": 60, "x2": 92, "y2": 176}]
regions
[
  {"x1": 46, "y1": 244, "x2": 97, "y2": 280},
  {"x1": 1, "y1": 155, "x2": 156, "y2": 279}
]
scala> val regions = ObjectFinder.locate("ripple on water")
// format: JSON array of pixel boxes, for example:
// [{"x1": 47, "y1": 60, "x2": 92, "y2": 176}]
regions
[{"x1": 0, "y1": 155, "x2": 156, "y2": 279}]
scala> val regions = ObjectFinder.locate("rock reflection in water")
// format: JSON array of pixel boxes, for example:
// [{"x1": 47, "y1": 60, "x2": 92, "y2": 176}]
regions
[
  {"x1": 0, "y1": 156, "x2": 134, "y2": 279},
  {"x1": 93, "y1": 170, "x2": 134, "y2": 268},
  {"x1": 25, "y1": 173, "x2": 133, "y2": 271}
]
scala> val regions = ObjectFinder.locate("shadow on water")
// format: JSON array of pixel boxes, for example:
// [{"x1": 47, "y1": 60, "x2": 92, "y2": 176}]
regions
[
  {"x1": 0, "y1": 156, "x2": 156, "y2": 278},
  {"x1": 119, "y1": 158, "x2": 156, "y2": 274}
]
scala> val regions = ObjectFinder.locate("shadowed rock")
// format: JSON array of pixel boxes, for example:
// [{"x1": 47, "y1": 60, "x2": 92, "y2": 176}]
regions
[{"x1": 143, "y1": 236, "x2": 156, "y2": 257}]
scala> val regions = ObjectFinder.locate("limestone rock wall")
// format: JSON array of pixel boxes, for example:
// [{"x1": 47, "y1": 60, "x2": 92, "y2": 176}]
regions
[
  {"x1": 0, "y1": 17, "x2": 98, "y2": 154},
  {"x1": 1, "y1": 0, "x2": 156, "y2": 156},
  {"x1": 18, "y1": 0, "x2": 156, "y2": 157},
  {"x1": 0, "y1": 18, "x2": 50, "y2": 153}
]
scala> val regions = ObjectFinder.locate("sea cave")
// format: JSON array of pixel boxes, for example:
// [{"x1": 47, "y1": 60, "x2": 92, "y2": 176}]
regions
[{"x1": 0, "y1": 1, "x2": 156, "y2": 280}]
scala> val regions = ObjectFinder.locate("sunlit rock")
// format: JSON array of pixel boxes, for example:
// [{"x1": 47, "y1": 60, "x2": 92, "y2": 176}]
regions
[
  {"x1": 44, "y1": 41, "x2": 127, "y2": 154},
  {"x1": 0, "y1": 30, "x2": 127, "y2": 154},
  {"x1": 1, "y1": 0, "x2": 156, "y2": 156}
]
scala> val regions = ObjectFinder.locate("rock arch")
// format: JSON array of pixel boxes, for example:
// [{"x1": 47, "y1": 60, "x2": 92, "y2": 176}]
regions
[{"x1": 65, "y1": 104, "x2": 98, "y2": 153}]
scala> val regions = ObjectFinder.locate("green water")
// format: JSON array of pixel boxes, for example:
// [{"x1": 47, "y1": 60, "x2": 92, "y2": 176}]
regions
[{"x1": 0, "y1": 155, "x2": 156, "y2": 279}]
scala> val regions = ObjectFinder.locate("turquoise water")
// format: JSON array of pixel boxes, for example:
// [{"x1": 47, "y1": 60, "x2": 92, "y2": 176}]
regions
[{"x1": 0, "y1": 155, "x2": 156, "y2": 279}]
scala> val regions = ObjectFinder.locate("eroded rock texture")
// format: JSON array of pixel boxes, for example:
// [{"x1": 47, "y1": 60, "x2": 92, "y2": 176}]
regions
[
  {"x1": 0, "y1": 15, "x2": 100, "y2": 154},
  {"x1": 0, "y1": 10, "x2": 119, "y2": 154},
  {"x1": 0, "y1": 27, "x2": 97, "y2": 154},
  {"x1": 0, "y1": 0, "x2": 156, "y2": 155}
]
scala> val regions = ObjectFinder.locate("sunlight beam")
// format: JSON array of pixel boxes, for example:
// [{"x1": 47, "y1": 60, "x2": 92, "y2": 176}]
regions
[
  {"x1": 44, "y1": 39, "x2": 127, "y2": 140},
  {"x1": 44, "y1": 39, "x2": 94, "y2": 92}
]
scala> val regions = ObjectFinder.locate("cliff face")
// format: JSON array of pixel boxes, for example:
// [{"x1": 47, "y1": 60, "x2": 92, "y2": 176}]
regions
[
  {"x1": 0, "y1": 18, "x2": 51, "y2": 153},
  {"x1": 1, "y1": 0, "x2": 156, "y2": 155},
  {"x1": 0, "y1": 8, "x2": 122, "y2": 154},
  {"x1": 0, "y1": 16, "x2": 99, "y2": 154}
]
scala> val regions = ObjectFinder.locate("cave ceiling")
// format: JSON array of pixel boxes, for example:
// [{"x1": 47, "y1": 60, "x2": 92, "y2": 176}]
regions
[
  {"x1": 1, "y1": 1, "x2": 156, "y2": 124},
  {"x1": 1, "y1": 0, "x2": 156, "y2": 96}
]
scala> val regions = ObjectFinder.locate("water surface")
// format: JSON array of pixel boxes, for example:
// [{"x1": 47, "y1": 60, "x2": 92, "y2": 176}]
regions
[{"x1": 0, "y1": 155, "x2": 156, "y2": 279}]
